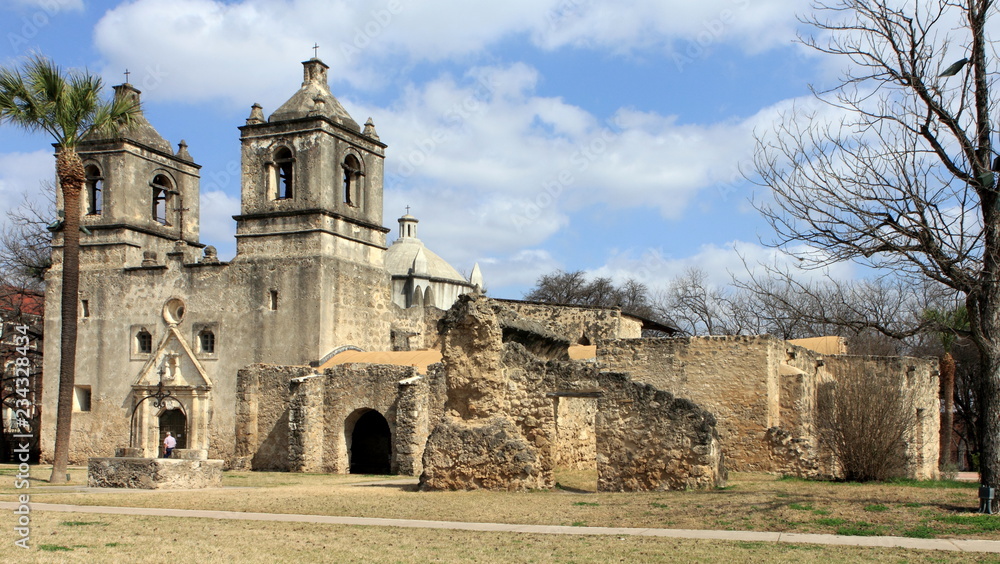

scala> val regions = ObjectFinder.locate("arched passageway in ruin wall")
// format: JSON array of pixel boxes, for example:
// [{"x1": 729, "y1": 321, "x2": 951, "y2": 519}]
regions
[{"x1": 348, "y1": 409, "x2": 392, "y2": 475}]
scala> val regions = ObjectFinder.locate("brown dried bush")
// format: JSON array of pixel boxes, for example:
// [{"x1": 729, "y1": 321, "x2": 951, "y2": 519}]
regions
[{"x1": 818, "y1": 364, "x2": 915, "y2": 482}]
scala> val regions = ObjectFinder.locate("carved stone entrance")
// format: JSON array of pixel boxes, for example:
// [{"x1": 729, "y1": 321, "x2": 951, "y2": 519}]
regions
[
  {"x1": 349, "y1": 410, "x2": 391, "y2": 474},
  {"x1": 158, "y1": 409, "x2": 187, "y2": 455},
  {"x1": 129, "y1": 299, "x2": 213, "y2": 458}
]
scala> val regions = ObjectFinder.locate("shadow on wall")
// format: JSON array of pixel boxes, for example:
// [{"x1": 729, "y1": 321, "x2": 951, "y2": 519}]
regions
[{"x1": 251, "y1": 408, "x2": 289, "y2": 471}]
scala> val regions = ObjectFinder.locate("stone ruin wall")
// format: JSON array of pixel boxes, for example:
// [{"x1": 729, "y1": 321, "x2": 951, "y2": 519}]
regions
[
  {"x1": 823, "y1": 355, "x2": 940, "y2": 481},
  {"x1": 235, "y1": 296, "x2": 730, "y2": 491},
  {"x1": 497, "y1": 300, "x2": 632, "y2": 344},
  {"x1": 315, "y1": 363, "x2": 424, "y2": 474},
  {"x1": 420, "y1": 296, "x2": 557, "y2": 490},
  {"x1": 233, "y1": 364, "x2": 313, "y2": 471},
  {"x1": 598, "y1": 336, "x2": 781, "y2": 472},
  {"x1": 390, "y1": 303, "x2": 448, "y2": 351},
  {"x1": 597, "y1": 372, "x2": 726, "y2": 491},
  {"x1": 554, "y1": 395, "x2": 598, "y2": 470},
  {"x1": 419, "y1": 295, "x2": 726, "y2": 491},
  {"x1": 767, "y1": 343, "x2": 836, "y2": 478},
  {"x1": 235, "y1": 361, "x2": 447, "y2": 476}
]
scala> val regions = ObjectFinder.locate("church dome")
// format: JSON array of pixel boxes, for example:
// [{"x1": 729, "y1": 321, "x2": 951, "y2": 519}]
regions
[{"x1": 385, "y1": 214, "x2": 468, "y2": 284}]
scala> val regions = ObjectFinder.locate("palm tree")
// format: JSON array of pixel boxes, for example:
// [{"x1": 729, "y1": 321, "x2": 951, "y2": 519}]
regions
[
  {"x1": 0, "y1": 55, "x2": 138, "y2": 483},
  {"x1": 926, "y1": 306, "x2": 970, "y2": 470}
]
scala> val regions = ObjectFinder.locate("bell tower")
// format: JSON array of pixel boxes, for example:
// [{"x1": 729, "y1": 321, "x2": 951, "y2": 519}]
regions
[
  {"x1": 234, "y1": 58, "x2": 388, "y2": 255},
  {"x1": 67, "y1": 83, "x2": 201, "y2": 267},
  {"x1": 231, "y1": 57, "x2": 392, "y2": 354}
]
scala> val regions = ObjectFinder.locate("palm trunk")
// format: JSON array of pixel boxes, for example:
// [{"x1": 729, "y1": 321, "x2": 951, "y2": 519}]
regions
[
  {"x1": 940, "y1": 352, "x2": 956, "y2": 469},
  {"x1": 48, "y1": 150, "x2": 84, "y2": 484}
]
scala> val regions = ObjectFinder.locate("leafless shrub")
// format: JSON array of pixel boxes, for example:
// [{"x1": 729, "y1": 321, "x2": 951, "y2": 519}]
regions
[{"x1": 818, "y1": 364, "x2": 915, "y2": 481}]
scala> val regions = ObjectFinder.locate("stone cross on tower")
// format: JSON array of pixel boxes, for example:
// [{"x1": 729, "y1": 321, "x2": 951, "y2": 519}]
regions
[
  {"x1": 124, "y1": 69, "x2": 130, "y2": 83},
  {"x1": 312, "y1": 43, "x2": 319, "y2": 58}
]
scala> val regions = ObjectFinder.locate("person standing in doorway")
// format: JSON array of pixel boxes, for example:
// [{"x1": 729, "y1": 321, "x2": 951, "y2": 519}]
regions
[{"x1": 163, "y1": 431, "x2": 176, "y2": 458}]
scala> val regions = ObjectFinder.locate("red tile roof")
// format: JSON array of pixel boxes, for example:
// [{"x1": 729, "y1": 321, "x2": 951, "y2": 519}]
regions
[{"x1": 0, "y1": 286, "x2": 44, "y2": 317}]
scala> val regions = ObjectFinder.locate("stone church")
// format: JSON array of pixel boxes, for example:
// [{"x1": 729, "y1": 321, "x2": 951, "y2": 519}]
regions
[
  {"x1": 42, "y1": 57, "x2": 482, "y2": 464},
  {"x1": 43, "y1": 58, "x2": 941, "y2": 490}
]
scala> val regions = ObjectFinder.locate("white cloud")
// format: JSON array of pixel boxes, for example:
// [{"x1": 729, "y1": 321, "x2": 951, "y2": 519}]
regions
[
  {"x1": 92, "y1": 0, "x2": 804, "y2": 105},
  {"x1": 589, "y1": 240, "x2": 857, "y2": 292},
  {"x1": 0, "y1": 149, "x2": 55, "y2": 202},
  {"x1": 198, "y1": 189, "x2": 240, "y2": 261},
  {"x1": 11, "y1": 0, "x2": 83, "y2": 13},
  {"x1": 536, "y1": 0, "x2": 801, "y2": 55},
  {"x1": 478, "y1": 249, "x2": 563, "y2": 294},
  {"x1": 359, "y1": 63, "x2": 784, "y2": 269}
]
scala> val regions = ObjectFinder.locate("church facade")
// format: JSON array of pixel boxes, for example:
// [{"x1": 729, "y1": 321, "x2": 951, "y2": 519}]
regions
[{"x1": 41, "y1": 58, "x2": 481, "y2": 464}]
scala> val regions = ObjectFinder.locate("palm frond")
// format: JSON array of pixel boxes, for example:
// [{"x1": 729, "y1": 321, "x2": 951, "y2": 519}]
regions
[{"x1": 0, "y1": 54, "x2": 140, "y2": 149}]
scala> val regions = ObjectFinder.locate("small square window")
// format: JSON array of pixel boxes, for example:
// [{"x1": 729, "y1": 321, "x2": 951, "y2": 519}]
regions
[
  {"x1": 199, "y1": 329, "x2": 215, "y2": 354},
  {"x1": 137, "y1": 329, "x2": 153, "y2": 354},
  {"x1": 73, "y1": 386, "x2": 91, "y2": 412}
]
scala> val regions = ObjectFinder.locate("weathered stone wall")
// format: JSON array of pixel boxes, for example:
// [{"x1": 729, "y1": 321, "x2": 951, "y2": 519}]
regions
[
  {"x1": 554, "y1": 396, "x2": 598, "y2": 470},
  {"x1": 496, "y1": 299, "x2": 631, "y2": 344},
  {"x1": 597, "y1": 372, "x2": 725, "y2": 491},
  {"x1": 390, "y1": 304, "x2": 447, "y2": 351},
  {"x1": 88, "y1": 457, "x2": 223, "y2": 489},
  {"x1": 420, "y1": 295, "x2": 726, "y2": 491},
  {"x1": 236, "y1": 361, "x2": 439, "y2": 475},
  {"x1": 234, "y1": 364, "x2": 313, "y2": 471},
  {"x1": 597, "y1": 336, "x2": 839, "y2": 475},
  {"x1": 823, "y1": 355, "x2": 940, "y2": 480},
  {"x1": 421, "y1": 296, "x2": 556, "y2": 490},
  {"x1": 599, "y1": 336, "x2": 780, "y2": 471},
  {"x1": 318, "y1": 363, "x2": 414, "y2": 474}
]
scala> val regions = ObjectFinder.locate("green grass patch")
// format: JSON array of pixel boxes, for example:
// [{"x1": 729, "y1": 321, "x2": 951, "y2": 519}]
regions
[
  {"x1": 888, "y1": 478, "x2": 977, "y2": 489},
  {"x1": 650, "y1": 502, "x2": 669, "y2": 509},
  {"x1": 105, "y1": 543, "x2": 121, "y2": 547},
  {"x1": 788, "y1": 503, "x2": 813, "y2": 511},
  {"x1": 571, "y1": 521, "x2": 586, "y2": 527},
  {"x1": 902, "y1": 526, "x2": 938, "y2": 539},
  {"x1": 736, "y1": 541, "x2": 766, "y2": 549},
  {"x1": 835, "y1": 521, "x2": 884, "y2": 536},
  {"x1": 812, "y1": 509, "x2": 831, "y2": 515},
  {"x1": 572, "y1": 501, "x2": 599, "y2": 506},
  {"x1": 39, "y1": 544, "x2": 73, "y2": 552},
  {"x1": 936, "y1": 514, "x2": 1000, "y2": 532},
  {"x1": 61, "y1": 520, "x2": 107, "y2": 526},
  {"x1": 863, "y1": 504, "x2": 889, "y2": 512},
  {"x1": 781, "y1": 544, "x2": 826, "y2": 551},
  {"x1": 777, "y1": 475, "x2": 809, "y2": 483},
  {"x1": 815, "y1": 517, "x2": 846, "y2": 526}
]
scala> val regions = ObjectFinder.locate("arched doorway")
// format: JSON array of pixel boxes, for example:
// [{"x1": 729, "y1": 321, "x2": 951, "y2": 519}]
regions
[
  {"x1": 349, "y1": 410, "x2": 391, "y2": 474},
  {"x1": 158, "y1": 409, "x2": 187, "y2": 455}
]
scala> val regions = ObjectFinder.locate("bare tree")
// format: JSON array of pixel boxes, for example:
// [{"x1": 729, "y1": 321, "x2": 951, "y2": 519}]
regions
[
  {"x1": 0, "y1": 190, "x2": 54, "y2": 292},
  {"x1": 750, "y1": 0, "x2": 1000, "y2": 486},
  {"x1": 654, "y1": 268, "x2": 736, "y2": 336},
  {"x1": 523, "y1": 270, "x2": 661, "y2": 322}
]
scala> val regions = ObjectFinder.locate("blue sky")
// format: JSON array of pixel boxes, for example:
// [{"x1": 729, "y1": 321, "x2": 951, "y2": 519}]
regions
[{"x1": 0, "y1": 0, "x2": 857, "y2": 298}]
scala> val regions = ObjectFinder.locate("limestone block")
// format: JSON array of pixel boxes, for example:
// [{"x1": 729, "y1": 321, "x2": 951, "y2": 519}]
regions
[
  {"x1": 88, "y1": 457, "x2": 224, "y2": 489},
  {"x1": 419, "y1": 416, "x2": 551, "y2": 491}
]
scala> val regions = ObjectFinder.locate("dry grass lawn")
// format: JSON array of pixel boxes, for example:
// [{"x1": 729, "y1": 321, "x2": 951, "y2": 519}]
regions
[
  {"x1": 9, "y1": 512, "x2": 1000, "y2": 563},
  {"x1": 2, "y1": 465, "x2": 1000, "y2": 561}
]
